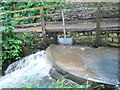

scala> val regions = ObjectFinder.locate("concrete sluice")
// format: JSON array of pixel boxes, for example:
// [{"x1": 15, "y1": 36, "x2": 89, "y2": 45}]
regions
[{"x1": 46, "y1": 45, "x2": 119, "y2": 86}]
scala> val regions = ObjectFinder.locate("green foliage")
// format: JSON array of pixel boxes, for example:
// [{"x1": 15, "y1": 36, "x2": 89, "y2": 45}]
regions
[
  {"x1": 20, "y1": 78, "x2": 89, "y2": 88},
  {"x1": 0, "y1": 4, "x2": 35, "y2": 63},
  {"x1": 1, "y1": 2, "x2": 67, "y2": 25},
  {"x1": 48, "y1": 80, "x2": 92, "y2": 88},
  {"x1": 20, "y1": 77, "x2": 108, "y2": 89},
  {"x1": 1, "y1": 12, "x2": 23, "y2": 61},
  {"x1": 0, "y1": 7, "x2": 37, "y2": 73}
]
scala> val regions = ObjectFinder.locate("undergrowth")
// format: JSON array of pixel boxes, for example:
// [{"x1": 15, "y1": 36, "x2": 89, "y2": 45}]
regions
[{"x1": 20, "y1": 78, "x2": 108, "y2": 89}]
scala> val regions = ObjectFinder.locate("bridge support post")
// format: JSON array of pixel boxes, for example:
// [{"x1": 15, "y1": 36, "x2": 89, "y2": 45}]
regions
[
  {"x1": 95, "y1": 2, "x2": 101, "y2": 46},
  {"x1": 0, "y1": 14, "x2": 2, "y2": 75},
  {"x1": 40, "y1": 7, "x2": 48, "y2": 48}
]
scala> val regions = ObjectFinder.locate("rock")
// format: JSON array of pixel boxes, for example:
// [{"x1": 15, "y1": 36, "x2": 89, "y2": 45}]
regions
[
  {"x1": 49, "y1": 67, "x2": 63, "y2": 80},
  {"x1": 49, "y1": 67, "x2": 81, "y2": 87},
  {"x1": 5, "y1": 61, "x2": 20, "y2": 75}
]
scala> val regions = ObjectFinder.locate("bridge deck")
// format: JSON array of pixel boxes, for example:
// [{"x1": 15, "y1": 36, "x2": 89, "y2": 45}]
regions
[{"x1": 15, "y1": 22, "x2": 119, "y2": 33}]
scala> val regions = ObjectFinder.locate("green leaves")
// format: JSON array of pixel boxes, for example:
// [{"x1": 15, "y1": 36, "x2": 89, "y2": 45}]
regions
[
  {"x1": 1, "y1": 2, "x2": 67, "y2": 64},
  {"x1": 1, "y1": 10, "x2": 23, "y2": 62}
]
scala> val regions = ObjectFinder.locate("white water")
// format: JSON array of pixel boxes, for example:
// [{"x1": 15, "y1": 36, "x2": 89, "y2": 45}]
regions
[{"x1": 0, "y1": 50, "x2": 53, "y2": 88}]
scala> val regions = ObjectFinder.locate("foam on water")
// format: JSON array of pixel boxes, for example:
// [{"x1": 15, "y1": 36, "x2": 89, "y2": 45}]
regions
[{"x1": 0, "y1": 50, "x2": 52, "y2": 88}]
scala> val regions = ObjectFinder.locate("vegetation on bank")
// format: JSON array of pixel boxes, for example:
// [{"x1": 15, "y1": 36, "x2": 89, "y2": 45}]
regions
[
  {"x1": 20, "y1": 78, "x2": 109, "y2": 89},
  {"x1": 1, "y1": 11, "x2": 23, "y2": 73}
]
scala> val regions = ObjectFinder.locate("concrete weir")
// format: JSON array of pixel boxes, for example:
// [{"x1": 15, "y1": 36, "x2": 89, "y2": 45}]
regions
[{"x1": 46, "y1": 45, "x2": 119, "y2": 86}]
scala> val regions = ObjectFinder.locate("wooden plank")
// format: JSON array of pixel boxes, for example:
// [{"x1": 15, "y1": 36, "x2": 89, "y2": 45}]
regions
[
  {"x1": 16, "y1": 23, "x2": 41, "y2": 28},
  {"x1": 0, "y1": 6, "x2": 117, "y2": 16},
  {"x1": 13, "y1": 17, "x2": 118, "y2": 27},
  {"x1": 95, "y1": 3, "x2": 101, "y2": 46},
  {"x1": 102, "y1": 9, "x2": 118, "y2": 12},
  {"x1": 45, "y1": 18, "x2": 118, "y2": 24},
  {"x1": 0, "y1": 4, "x2": 83, "y2": 15},
  {"x1": 101, "y1": 28, "x2": 119, "y2": 31},
  {"x1": 15, "y1": 30, "x2": 42, "y2": 33},
  {"x1": 46, "y1": 28, "x2": 119, "y2": 32},
  {"x1": 101, "y1": 26, "x2": 120, "y2": 29},
  {"x1": 0, "y1": 3, "x2": 91, "y2": 15},
  {"x1": 14, "y1": 15, "x2": 41, "y2": 21},
  {"x1": 45, "y1": 10, "x2": 95, "y2": 17},
  {"x1": 46, "y1": 20, "x2": 94, "y2": 24},
  {"x1": 46, "y1": 27, "x2": 96, "y2": 31},
  {"x1": 101, "y1": 18, "x2": 118, "y2": 21},
  {"x1": 0, "y1": 7, "x2": 41, "y2": 15},
  {"x1": 44, "y1": 3, "x2": 96, "y2": 9},
  {"x1": 15, "y1": 26, "x2": 42, "y2": 33},
  {"x1": 45, "y1": 13, "x2": 60, "y2": 17},
  {"x1": 0, "y1": 3, "x2": 118, "y2": 15},
  {"x1": 44, "y1": 3, "x2": 80, "y2": 9},
  {"x1": 14, "y1": 26, "x2": 120, "y2": 33}
]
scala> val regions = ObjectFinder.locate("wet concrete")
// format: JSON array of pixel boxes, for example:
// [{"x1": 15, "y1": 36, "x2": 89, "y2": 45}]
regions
[{"x1": 46, "y1": 45, "x2": 119, "y2": 85}]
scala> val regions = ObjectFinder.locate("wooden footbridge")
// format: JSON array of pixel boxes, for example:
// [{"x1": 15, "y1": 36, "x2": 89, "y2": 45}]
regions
[
  {"x1": 15, "y1": 21, "x2": 119, "y2": 33},
  {"x1": 1, "y1": 2, "x2": 120, "y2": 45}
]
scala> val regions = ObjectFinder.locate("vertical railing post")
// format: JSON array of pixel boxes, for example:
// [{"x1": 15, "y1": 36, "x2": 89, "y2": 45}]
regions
[
  {"x1": 0, "y1": 15, "x2": 2, "y2": 75},
  {"x1": 95, "y1": 2, "x2": 101, "y2": 46},
  {"x1": 40, "y1": 7, "x2": 47, "y2": 47},
  {"x1": 118, "y1": 1, "x2": 120, "y2": 88}
]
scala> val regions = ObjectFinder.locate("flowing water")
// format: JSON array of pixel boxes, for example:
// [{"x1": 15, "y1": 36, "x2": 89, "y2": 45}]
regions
[
  {"x1": 0, "y1": 45, "x2": 119, "y2": 88},
  {"x1": 0, "y1": 50, "x2": 53, "y2": 88}
]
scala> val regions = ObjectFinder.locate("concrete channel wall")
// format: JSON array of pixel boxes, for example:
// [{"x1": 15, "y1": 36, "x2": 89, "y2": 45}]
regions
[{"x1": 46, "y1": 45, "x2": 119, "y2": 85}]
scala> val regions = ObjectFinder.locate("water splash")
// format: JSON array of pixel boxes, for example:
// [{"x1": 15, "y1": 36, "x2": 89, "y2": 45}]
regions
[{"x1": 0, "y1": 50, "x2": 52, "y2": 88}]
